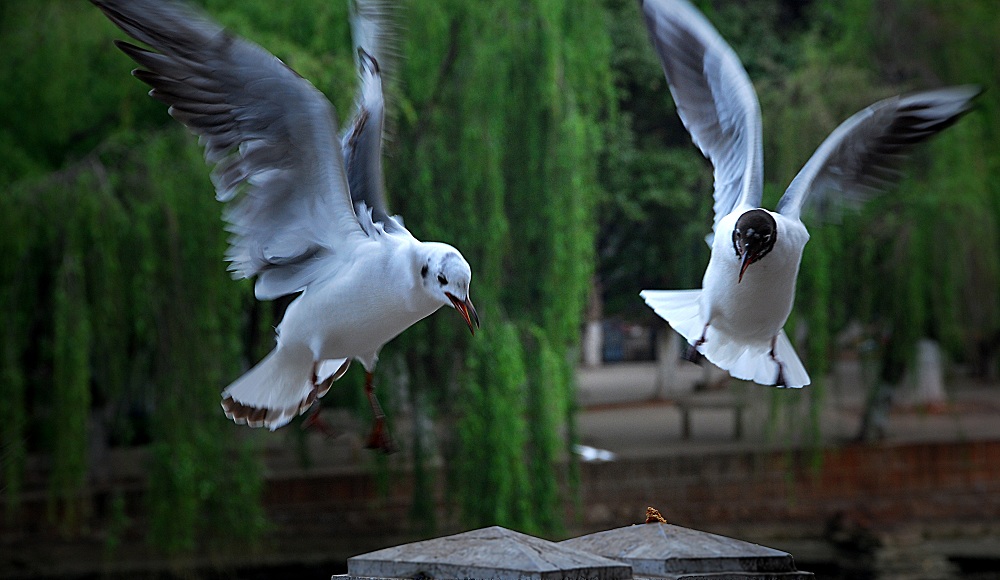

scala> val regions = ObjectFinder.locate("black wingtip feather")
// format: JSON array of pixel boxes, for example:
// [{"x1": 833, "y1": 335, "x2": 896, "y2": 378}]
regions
[
  {"x1": 114, "y1": 39, "x2": 147, "y2": 56},
  {"x1": 357, "y1": 47, "x2": 380, "y2": 74}
]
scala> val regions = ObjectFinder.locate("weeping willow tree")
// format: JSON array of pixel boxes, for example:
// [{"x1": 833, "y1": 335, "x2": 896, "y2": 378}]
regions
[
  {"x1": 0, "y1": 128, "x2": 267, "y2": 549},
  {"x1": 0, "y1": 0, "x2": 349, "y2": 551},
  {"x1": 1, "y1": 0, "x2": 614, "y2": 547},
  {"x1": 386, "y1": 0, "x2": 613, "y2": 534}
]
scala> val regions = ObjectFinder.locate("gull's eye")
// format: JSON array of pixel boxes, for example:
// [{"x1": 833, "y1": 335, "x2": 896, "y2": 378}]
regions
[
  {"x1": 438, "y1": 274, "x2": 448, "y2": 286},
  {"x1": 421, "y1": 264, "x2": 429, "y2": 278},
  {"x1": 735, "y1": 231, "x2": 742, "y2": 239}
]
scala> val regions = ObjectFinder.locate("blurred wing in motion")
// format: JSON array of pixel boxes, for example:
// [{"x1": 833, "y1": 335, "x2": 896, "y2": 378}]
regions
[
  {"x1": 349, "y1": 0, "x2": 399, "y2": 83},
  {"x1": 640, "y1": 0, "x2": 764, "y2": 239},
  {"x1": 342, "y1": 49, "x2": 405, "y2": 234},
  {"x1": 342, "y1": 0, "x2": 404, "y2": 233},
  {"x1": 93, "y1": 0, "x2": 367, "y2": 300},
  {"x1": 777, "y1": 86, "x2": 981, "y2": 221}
]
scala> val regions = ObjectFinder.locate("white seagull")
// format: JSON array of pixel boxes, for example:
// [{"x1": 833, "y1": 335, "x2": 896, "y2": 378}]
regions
[
  {"x1": 93, "y1": 0, "x2": 479, "y2": 450},
  {"x1": 638, "y1": 0, "x2": 978, "y2": 388}
]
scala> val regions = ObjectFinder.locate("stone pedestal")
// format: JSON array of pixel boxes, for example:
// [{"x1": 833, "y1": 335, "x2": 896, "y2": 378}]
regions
[
  {"x1": 338, "y1": 526, "x2": 631, "y2": 580},
  {"x1": 334, "y1": 523, "x2": 813, "y2": 579},
  {"x1": 560, "y1": 523, "x2": 814, "y2": 579}
]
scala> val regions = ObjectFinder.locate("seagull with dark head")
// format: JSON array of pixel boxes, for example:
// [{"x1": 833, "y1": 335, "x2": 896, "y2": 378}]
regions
[
  {"x1": 92, "y1": 0, "x2": 479, "y2": 451},
  {"x1": 638, "y1": 0, "x2": 978, "y2": 388}
]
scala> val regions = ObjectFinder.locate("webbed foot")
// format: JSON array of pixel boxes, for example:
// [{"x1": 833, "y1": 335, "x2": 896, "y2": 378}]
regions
[
  {"x1": 363, "y1": 371, "x2": 397, "y2": 454},
  {"x1": 365, "y1": 417, "x2": 397, "y2": 454}
]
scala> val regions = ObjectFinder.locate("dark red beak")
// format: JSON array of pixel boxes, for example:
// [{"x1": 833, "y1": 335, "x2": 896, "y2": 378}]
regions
[
  {"x1": 447, "y1": 293, "x2": 480, "y2": 335},
  {"x1": 738, "y1": 248, "x2": 755, "y2": 283}
]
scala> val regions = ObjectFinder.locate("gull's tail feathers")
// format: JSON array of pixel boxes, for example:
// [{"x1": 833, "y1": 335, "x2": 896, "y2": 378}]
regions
[
  {"x1": 317, "y1": 358, "x2": 351, "y2": 385},
  {"x1": 640, "y1": 289, "x2": 704, "y2": 344},
  {"x1": 771, "y1": 330, "x2": 810, "y2": 388},
  {"x1": 221, "y1": 345, "x2": 348, "y2": 431},
  {"x1": 713, "y1": 329, "x2": 810, "y2": 388},
  {"x1": 641, "y1": 289, "x2": 810, "y2": 388}
]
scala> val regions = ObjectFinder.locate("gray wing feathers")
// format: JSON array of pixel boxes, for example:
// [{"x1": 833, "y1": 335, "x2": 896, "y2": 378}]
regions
[
  {"x1": 640, "y1": 0, "x2": 764, "y2": 235},
  {"x1": 94, "y1": 0, "x2": 363, "y2": 300},
  {"x1": 342, "y1": 0, "x2": 404, "y2": 234},
  {"x1": 777, "y1": 85, "x2": 981, "y2": 220},
  {"x1": 342, "y1": 50, "x2": 403, "y2": 232}
]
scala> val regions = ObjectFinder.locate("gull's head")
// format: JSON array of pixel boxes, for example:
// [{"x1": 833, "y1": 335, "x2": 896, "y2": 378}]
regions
[
  {"x1": 732, "y1": 209, "x2": 777, "y2": 283},
  {"x1": 420, "y1": 242, "x2": 479, "y2": 335}
]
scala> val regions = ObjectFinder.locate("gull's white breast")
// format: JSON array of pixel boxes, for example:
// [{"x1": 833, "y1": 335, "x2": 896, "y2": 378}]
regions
[
  {"x1": 701, "y1": 210, "x2": 810, "y2": 344},
  {"x1": 277, "y1": 237, "x2": 441, "y2": 361}
]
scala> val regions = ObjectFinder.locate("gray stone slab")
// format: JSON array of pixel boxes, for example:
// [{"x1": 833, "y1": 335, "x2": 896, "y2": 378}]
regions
[
  {"x1": 560, "y1": 524, "x2": 813, "y2": 579},
  {"x1": 346, "y1": 526, "x2": 633, "y2": 579},
  {"x1": 631, "y1": 575, "x2": 813, "y2": 580}
]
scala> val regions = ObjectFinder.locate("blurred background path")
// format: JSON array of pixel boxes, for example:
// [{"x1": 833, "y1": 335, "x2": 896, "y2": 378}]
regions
[{"x1": 575, "y1": 357, "x2": 1000, "y2": 459}]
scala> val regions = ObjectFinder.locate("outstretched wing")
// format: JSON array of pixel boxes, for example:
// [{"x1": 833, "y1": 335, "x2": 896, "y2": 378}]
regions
[
  {"x1": 341, "y1": 0, "x2": 405, "y2": 234},
  {"x1": 640, "y1": 0, "x2": 764, "y2": 238},
  {"x1": 777, "y1": 86, "x2": 981, "y2": 221},
  {"x1": 93, "y1": 0, "x2": 367, "y2": 299}
]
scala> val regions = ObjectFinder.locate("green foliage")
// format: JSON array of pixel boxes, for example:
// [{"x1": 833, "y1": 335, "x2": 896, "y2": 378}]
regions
[
  {"x1": 389, "y1": 0, "x2": 614, "y2": 533},
  {"x1": 598, "y1": 0, "x2": 713, "y2": 315},
  {"x1": 3, "y1": 0, "x2": 996, "y2": 555},
  {"x1": 524, "y1": 332, "x2": 565, "y2": 535},
  {"x1": 3, "y1": 0, "x2": 614, "y2": 545},
  {"x1": 136, "y1": 130, "x2": 268, "y2": 553},
  {"x1": 0, "y1": 1, "x2": 162, "y2": 180},
  {"x1": 455, "y1": 321, "x2": 530, "y2": 529},
  {"x1": 1, "y1": 127, "x2": 266, "y2": 548},
  {"x1": 50, "y1": 243, "x2": 93, "y2": 530},
  {"x1": 782, "y1": 0, "x2": 999, "y2": 376}
]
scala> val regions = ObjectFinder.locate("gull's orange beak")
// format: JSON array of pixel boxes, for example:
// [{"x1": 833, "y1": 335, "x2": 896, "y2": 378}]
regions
[{"x1": 446, "y1": 293, "x2": 480, "y2": 335}]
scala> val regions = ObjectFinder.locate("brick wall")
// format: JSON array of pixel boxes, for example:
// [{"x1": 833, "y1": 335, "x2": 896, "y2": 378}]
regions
[
  {"x1": 254, "y1": 439, "x2": 1000, "y2": 552},
  {"x1": 574, "y1": 440, "x2": 1000, "y2": 535},
  {"x1": 4, "y1": 439, "x2": 999, "y2": 576}
]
